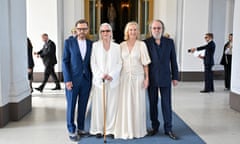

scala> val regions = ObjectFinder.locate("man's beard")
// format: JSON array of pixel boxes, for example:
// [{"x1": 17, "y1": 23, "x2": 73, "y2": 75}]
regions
[{"x1": 152, "y1": 33, "x2": 161, "y2": 40}]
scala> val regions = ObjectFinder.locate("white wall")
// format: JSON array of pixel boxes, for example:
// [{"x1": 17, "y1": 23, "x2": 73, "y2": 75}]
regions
[
  {"x1": 27, "y1": 0, "x2": 62, "y2": 72},
  {"x1": 209, "y1": 0, "x2": 227, "y2": 70},
  {"x1": 63, "y1": 0, "x2": 85, "y2": 39},
  {"x1": 153, "y1": 0, "x2": 177, "y2": 39},
  {"x1": 180, "y1": 0, "x2": 210, "y2": 72},
  {"x1": 231, "y1": 0, "x2": 240, "y2": 94}
]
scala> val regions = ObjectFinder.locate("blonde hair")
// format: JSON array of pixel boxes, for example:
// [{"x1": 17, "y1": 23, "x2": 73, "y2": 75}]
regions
[
  {"x1": 99, "y1": 23, "x2": 113, "y2": 41},
  {"x1": 124, "y1": 21, "x2": 140, "y2": 40}
]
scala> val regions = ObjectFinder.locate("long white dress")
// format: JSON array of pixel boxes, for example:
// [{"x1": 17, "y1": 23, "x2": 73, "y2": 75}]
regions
[
  {"x1": 90, "y1": 41, "x2": 122, "y2": 135},
  {"x1": 114, "y1": 40, "x2": 151, "y2": 139}
]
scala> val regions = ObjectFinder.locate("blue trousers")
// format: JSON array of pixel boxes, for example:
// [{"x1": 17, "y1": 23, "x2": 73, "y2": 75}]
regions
[
  {"x1": 66, "y1": 77, "x2": 91, "y2": 133},
  {"x1": 148, "y1": 86, "x2": 172, "y2": 133}
]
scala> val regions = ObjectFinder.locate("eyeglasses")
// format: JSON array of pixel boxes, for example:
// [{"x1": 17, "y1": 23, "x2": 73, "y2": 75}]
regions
[
  {"x1": 152, "y1": 27, "x2": 161, "y2": 30},
  {"x1": 76, "y1": 28, "x2": 88, "y2": 31},
  {"x1": 101, "y1": 30, "x2": 111, "y2": 33}
]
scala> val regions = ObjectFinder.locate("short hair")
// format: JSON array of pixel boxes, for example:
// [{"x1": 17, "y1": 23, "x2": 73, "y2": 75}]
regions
[
  {"x1": 123, "y1": 21, "x2": 140, "y2": 40},
  {"x1": 75, "y1": 19, "x2": 89, "y2": 27},
  {"x1": 229, "y1": 33, "x2": 233, "y2": 36},
  {"x1": 149, "y1": 19, "x2": 165, "y2": 36},
  {"x1": 42, "y1": 33, "x2": 48, "y2": 37},
  {"x1": 205, "y1": 33, "x2": 214, "y2": 39},
  {"x1": 98, "y1": 23, "x2": 113, "y2": 41}
]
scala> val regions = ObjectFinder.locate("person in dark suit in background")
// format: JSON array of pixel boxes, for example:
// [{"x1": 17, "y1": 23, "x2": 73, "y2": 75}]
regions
[
  {"x1": 144, "y1": 19, "x2": 179, "y2": 140},
  {"x1": 62, "y1": 19, "x2": 93, "y2": 142},
  {"x1": 220, "y1": 33, "x2": 233, "y2": 90},
  {"x1": 34, "y1": 33, "x2": 61, "y2": 92},
  {"x1": 27, "y1": 37, "x2": 34, "y2": 93},
  {"x1": 191, "y1": 33, "x2": 215, "y2": 93}
]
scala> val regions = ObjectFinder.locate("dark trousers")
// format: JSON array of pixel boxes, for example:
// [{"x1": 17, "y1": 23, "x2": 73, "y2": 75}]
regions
[
  {"x1": 66, "y1": 76, "x2": 91, "y2": 133},
  {"x1": 204, "y1": 65, "x2": 214, "y2": 91},
  {"x1": 224, "y1": 56, "x2": 232, "y2": 89},
  {"x1": 40, "y1": 64, "x2": 60, "y2": 89},
  {"x1": 148, "y1": 86, "x2": 172, "y2": 133}
]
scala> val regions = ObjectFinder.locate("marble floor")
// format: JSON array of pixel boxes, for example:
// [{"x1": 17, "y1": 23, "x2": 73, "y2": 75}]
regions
[{"x1": 0, "y1": 81, "x2": 240, "y2": 144}]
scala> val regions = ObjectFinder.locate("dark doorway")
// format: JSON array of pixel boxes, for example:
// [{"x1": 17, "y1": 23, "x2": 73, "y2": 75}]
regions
[{"x1": 100, "y1": 0, "x2": 138, "y2": 43}]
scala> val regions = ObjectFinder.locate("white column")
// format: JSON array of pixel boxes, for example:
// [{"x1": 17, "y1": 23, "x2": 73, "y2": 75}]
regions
[
  {"x1": 0, "y1": 0, "x2": 30, "y2": 127},
  {"x1": 0, "y1": 0, "x2": 11, "y2": 107},
  {"x1": 231, "y1": 0, "x2": 240, "y2": 94},
  {"x1": 9, "y1": 0, "x2": 30, "y2": 102}
]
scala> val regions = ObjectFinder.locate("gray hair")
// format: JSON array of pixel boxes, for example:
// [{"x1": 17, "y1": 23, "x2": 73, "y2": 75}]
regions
[{"x1": 99, "y1": 23, "x2": 113, "y2": 41}]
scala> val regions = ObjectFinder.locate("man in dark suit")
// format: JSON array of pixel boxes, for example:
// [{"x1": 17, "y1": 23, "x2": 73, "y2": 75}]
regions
[
  {"x1": 220, "y1": 33, "x2": 233, "y2": 90},
  {"x1": 144, "y1": 20, "x2": 179, "y2": 140},
  {"x1": 62, "y1": 19, "x2": 92, "y2": 142},
  {"x1": 34, "y1": 33, "x2": 61, "y2": 92},
  {"x1": 191, "y1": 33, "x2": 215, "y2": 93}
]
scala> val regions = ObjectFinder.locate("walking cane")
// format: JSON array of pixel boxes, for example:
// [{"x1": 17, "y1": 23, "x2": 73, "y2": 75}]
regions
[{"x1": 102, "y1": 79, "x2": 107, "y2": 143}]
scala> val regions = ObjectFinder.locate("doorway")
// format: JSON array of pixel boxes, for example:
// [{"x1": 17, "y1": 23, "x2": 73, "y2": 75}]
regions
[{"x1": 85, "y1": 0, "x2": 153, "y2": 43}]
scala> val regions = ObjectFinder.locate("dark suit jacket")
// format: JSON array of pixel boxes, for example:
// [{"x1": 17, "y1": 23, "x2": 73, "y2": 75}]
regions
[
  {"x1": 144, "y1": 36, "x2": 179, "y2": 87},
  {"x1": 37, "y1": 39, "x2": 57, "y2": 66},
  {"x1": 27, "y1": 38, "x2": 34, "y2": 68},
  {"x1": 197, "y1": 40, "x2": 215, "y2": 66},
  {"x1": 62, "y1": 37, "x2": 93, "y2": 84},
  {"x1": 220, "y1": 41, "x2": 231, "y2": 65}
]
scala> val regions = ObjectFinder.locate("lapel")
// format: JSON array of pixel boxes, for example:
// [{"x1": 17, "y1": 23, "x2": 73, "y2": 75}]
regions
[{"x1": 85, "y1": 39, "x2": 91, "y2": 62}]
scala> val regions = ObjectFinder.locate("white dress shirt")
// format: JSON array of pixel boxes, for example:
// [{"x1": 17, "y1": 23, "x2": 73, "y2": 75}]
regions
[{"x1": 77, "y1": 39, "x2": 87, "y2": 60}]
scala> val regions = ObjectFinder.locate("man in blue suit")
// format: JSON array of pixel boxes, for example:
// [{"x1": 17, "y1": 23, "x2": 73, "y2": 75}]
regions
[
  {"x1": 62, "y1": 19, "x2": 92, "y2": 142},
  {"x1": 144, "y1": 20, "x2": 179, "y2": 140},
  {"x1": 191, "y1": 33, "x2": 215, "y2": 93}
]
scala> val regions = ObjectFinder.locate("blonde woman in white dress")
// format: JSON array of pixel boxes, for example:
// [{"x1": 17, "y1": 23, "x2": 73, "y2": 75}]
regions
[
  {"x1": 114, "y1": 21, "x2": 151, "y2": 139},
  {"x1": 90, "y1": 23, "x2": 122, "y2": 138}
]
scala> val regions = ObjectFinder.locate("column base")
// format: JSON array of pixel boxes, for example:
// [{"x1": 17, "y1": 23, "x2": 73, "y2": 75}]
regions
[
  {"x1": 230, "y1": 92, "x2": 240, "y2": 112},
  {"x1": 0, "y1": 95, "x2": 32, "y2": 128}
]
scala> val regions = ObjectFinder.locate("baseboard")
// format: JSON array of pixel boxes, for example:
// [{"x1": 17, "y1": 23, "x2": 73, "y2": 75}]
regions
[
  {"x1": 179, "y1": 71, "x2": 224, "y2": 81},
  {"x1": 0, "y1": 95, "x2": 32, "y2": 128},
  {"x1": 33, "y1": 71, "x2": 223, "y2": 82},
  {"x1": 0, "y1": 104, "x2": 9, "y2": 128},
  {"x1": 230, "y1": 92, "x2": 240, "y2": 112},
  {"x1": 33, "y1": 72, "x2": 63, "y2": 82}
]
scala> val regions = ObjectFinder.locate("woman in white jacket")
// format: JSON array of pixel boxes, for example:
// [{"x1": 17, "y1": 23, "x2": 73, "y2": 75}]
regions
[{"x1": 89, "y1": 23, "x2": 122, "y2": 138}]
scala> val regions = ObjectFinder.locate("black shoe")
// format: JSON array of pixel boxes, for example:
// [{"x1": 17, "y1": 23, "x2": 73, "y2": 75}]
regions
[
  {"x1": 35, "y1": 87, "x2": 43, "y2": 92},
  {"x1": 52, "y1": 86, "x2": 61, "y2": 90},
  {"x1": 96, "y1": 133, "x2": 103, "y2": 138},
  {"x1": 147, "y1": 129, "x2": 158, "y2": 136},
  {"x1": 107, "y1": 134, "x2": 114, "y2": 139},
  {"x1": 200, "y1": 90, "x2": 210, "y2": 93},
  {"x1": 77, "y1": 130, "x2": 89, "y2": 136},
  {"x1": 69, "y1": 134, "x2": 80, "y2": 142},
  {"x1": 165, "y1": 131, "x2": 178, "y2": 140}
]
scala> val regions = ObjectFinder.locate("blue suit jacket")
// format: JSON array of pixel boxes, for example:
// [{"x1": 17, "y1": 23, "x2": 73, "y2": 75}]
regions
[
  {"x1": 62, "y1": 37, "x2": 92, "y2": 84},
  {"x1": 144, "y1": 37, "x2": 178, "y2": 87},
  {"x1": 197, "y1": 40, "x2": 215, "y2": 66}
]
